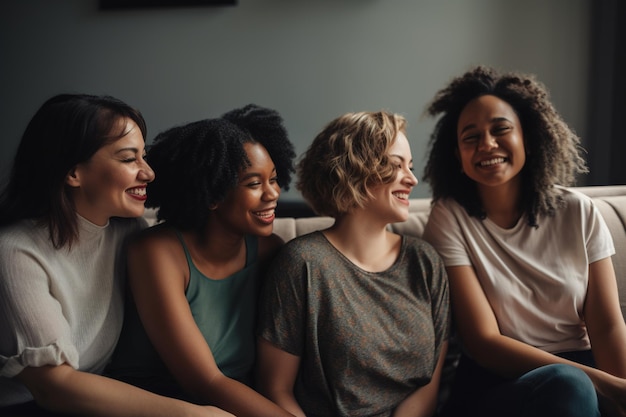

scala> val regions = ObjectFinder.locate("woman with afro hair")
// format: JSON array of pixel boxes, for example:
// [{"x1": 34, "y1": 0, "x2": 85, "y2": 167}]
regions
[
  {"x1": 422, "y1": 66, "x2": 626, "y2": 417},
  {"x1": 107, "y1": 104, "x2": 296, "y2": 417}
]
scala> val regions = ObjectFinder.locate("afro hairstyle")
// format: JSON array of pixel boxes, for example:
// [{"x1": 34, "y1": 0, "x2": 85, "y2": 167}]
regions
[{"x1": 146, "y1": 104, "x2": 295, "y2": 230}]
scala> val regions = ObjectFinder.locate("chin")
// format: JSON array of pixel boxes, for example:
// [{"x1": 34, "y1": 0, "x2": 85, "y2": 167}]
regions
[
  {"x1": 117, "y1": 207, "x2": 145, "y2": 219},
  {"x1": 391, "y1": 211, "x2": 409, "y2": 224},
  {"x1": 255, "y1": 227, "x2": 274, "y2": 237}
]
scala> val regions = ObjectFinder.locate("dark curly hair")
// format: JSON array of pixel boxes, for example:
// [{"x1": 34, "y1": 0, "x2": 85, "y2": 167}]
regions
[
  {"x1": 146, "y1": 104, "x2": 295, "y2": 230},
  {"x1": 423, "y1": 65, "x2": 588, "y2": 227}
]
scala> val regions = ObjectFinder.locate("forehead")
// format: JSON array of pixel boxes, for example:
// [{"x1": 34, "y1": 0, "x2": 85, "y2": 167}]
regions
[
  {"x1": 100, "y1": 120, "x2": 144, "y2": 149},
  {"x1": 388, "y1": 131, "x2": 411, "y2": 155},
  {"x1": 242, "y1": 141, "x2": 273, "y2": 167},
  {"x1": 458, "y1": 95, "x2": 519, "y2": 127}
]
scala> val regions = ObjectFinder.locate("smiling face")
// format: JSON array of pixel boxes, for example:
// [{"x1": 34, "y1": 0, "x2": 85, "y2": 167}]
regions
[
  {"x1": 366, "y1": 131, "x2": 418, "y2": 223},
  {"x1": 456, "y1": 94, "x2": 526, "y2": 192},
  {"x1": 212, "y1": 142, "x2": 281, "y2": 237},
  {"x1": 67, "y1": 118, "x2": 155, "y2": 225}
]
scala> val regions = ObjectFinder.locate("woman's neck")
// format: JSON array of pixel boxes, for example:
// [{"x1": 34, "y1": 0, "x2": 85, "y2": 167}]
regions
[
  {"x1": 477, "y1": 180, "x2": 524, "y2": 229},
  {"x1": 182, "y1": 221, "x2": 247, "y2": 279},
  {"x1": 323, "y1": 212, "x2": 401, "y2": 272}
]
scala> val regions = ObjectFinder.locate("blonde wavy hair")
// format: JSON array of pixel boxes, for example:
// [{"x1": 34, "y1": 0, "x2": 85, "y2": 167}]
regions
[{"x1": 297, "y1": 111, "x2": 406, "y2": 217}]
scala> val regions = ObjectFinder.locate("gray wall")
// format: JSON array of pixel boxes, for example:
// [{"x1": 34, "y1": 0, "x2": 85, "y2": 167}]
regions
[{"x1": 0, "y1": 0, "x2": 590, "y2": 201}]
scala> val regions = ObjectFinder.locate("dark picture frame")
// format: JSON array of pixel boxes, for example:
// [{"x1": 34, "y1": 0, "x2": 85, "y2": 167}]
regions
[{"x1": 99, "y1": 0, "x2": 236, "y2": 9}]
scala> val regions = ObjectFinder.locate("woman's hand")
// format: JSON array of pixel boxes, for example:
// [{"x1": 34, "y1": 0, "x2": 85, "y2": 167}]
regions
[{"x1": 592, "y1": 372, "x2": 626, "y2": 417}]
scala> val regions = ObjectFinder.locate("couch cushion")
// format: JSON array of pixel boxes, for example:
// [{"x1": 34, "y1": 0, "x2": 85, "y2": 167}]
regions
[
  {"x1": 389, "y1": 211, "x2": 430, "y2": 238},
  {"x1": 594, "y1": 196, "x2": 626, "y2": 320}
]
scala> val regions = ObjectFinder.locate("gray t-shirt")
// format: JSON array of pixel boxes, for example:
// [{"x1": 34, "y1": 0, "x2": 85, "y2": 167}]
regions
[{"x1": 258, "y1": 231, "x2": 449, "y2": 417}]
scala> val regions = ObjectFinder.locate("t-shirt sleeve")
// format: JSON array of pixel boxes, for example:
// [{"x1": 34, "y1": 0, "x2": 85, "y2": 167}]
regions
[
  {"x1": 423, "y1": 200, "x2": 473, "y2": 267},
  {"x1": 0, "y1": 238, "x2": 78, "y2": 378},
  {"x1": 412, "y1": 239, "x2": 450, "y2": 363},
  {"x1": 257, "y1": 241, "x2": 307, "y2": 357},
  {"x1": 583, "y1": 197, "x2": 615, "y2": 264},
  {"x1": 428, "y1": 246, "x2": 450, "y2": 351}
]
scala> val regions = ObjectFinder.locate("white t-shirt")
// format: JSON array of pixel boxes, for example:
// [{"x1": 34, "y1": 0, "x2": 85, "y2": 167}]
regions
[
  {"x1": 423, "y1": 187, "x2": 615, "y2": 354},
  {"x1": 0, "y1": 215, "x2": 144, "y2": 406}
]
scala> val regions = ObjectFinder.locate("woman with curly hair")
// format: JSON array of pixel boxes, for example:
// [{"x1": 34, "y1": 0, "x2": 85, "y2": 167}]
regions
[
  {"x1": 422, "y1": 66, "x2": 626, "y2": 417},
  {"x1": 107, "y1": 104, "x2": 296, "y2": 417},
  {"x1": 257, "y1": 111, "x2": 450, "y2": 417}
]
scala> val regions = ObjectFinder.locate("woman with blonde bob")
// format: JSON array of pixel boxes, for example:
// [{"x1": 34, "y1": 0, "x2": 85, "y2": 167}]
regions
[{"x1": 257, "y1": 111, "x2": 450, "y2": 417}]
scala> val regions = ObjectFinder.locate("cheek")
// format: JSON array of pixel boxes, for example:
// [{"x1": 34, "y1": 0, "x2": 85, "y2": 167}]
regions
[
  {"x1": 105, "y1": 167, "x2": 135, "y2": 188},
  {"x1": 517, "y1": 150, "x2": 527, "y2": 168}
]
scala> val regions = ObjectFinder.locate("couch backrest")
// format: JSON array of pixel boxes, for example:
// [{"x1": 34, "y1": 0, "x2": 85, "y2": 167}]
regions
[
  {"x1": 271, "y1": 186, "x2": 626, "y2": 321},
  {"x1": 143, "y1": 185, "x2": 626, "y2": 320}
]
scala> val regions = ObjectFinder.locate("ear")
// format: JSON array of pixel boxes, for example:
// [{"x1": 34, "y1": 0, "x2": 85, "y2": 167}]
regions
[{"x1": 65, "y1": 167, "x2": 81, "y2": 188}]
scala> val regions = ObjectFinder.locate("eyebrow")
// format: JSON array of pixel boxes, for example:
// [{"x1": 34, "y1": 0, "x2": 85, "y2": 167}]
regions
[
  {"x1": 459, "y1": 117, "x2": 511, "y2": 135},
  {"x1": 114, "y1": 147, "x2": 141, "y2": 155},
  {"x1": 240, "y1": 167, "x2": 277, "y2": 181},
  {"x1": 390, "y1": 154, "x2": 413, "y2": 164}
]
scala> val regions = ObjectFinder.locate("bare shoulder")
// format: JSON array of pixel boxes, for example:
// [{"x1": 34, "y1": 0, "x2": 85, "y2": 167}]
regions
[
  {"x1": 128, "y1": 223, "x2": 184, "y2": 263},
  {"x1": 126, "y1": 223, "x2": 191, "y2": 290}
]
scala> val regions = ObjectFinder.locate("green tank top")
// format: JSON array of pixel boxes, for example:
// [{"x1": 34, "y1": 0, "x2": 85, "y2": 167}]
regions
[
  {"x1": 108, "y1": 232, "x2": 260, "y2": 391},
  {"x1": 181, "y1": 232, "x2": 259, "y2": 380}
]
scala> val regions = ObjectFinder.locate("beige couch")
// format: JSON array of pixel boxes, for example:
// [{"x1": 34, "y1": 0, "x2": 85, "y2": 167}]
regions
[
  {"x1": 269, "y1": 185, "x2": 626, "y2": 411},
  {"x1": 268, "y1": 185, "x2": 626, "y2": 321},
  {"x1": 144, "y1": 185, "x2": 626, "y2": 319},
  {"x1": 143, "y1": 185, "x2": 625, "y2": 410}
]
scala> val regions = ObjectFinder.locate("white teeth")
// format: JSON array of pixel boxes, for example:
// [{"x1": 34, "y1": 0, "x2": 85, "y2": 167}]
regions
[
  {"x1": 254, "y1": 209, "x2": 275, "y2": 218},
  {"x1": 480, "y1": 157, "x2": 505, "y2": 167},
  {"x1": 127, "y1": 187, "x2": 146, "y2": 196},
  {"x1": 392, "y1": 192, "x2": 408, "y2": 200}
]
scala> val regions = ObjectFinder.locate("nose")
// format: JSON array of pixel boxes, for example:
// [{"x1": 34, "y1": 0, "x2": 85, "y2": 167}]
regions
[
  {"x1": 263, "y1": 182, "x2": 280, "y2": 201},
  {"x1": 477, "y1": 133, "x2": 498, "y2": 152},
  {"x1": 405, "y1": 169, "x2": 418, "y2": 187},
  {"x1": 139, "y1": 159, "x2": 155, "y2": 183}
]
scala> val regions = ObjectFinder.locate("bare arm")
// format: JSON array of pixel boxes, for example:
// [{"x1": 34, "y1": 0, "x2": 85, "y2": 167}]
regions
[
  {"x1": 16, "y1": 364, "x2": 233, "y2": 417},
  {"x1": 127, "y1": 236, "x2": 292, "y2": 417},
  {"x1": 448, "y1": 264, "x2": 626, "y2": 416},
  {"x1": 392, "y1": 341, "x2": 448, "y2": 417},
  {"x1": 584, "y1": 257, "x2": 626, "y2": 377},
  {"x1": 256, "y1": 338, "x2": 306, "y2": 417},
  {"x1": 448, "y1": 265, "x2": 561, "y2": 376}
]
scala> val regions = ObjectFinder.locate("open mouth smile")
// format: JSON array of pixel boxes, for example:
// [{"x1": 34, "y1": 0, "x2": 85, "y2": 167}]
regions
[
  {"x1": 478, "y1": 157, "x2": 507, "y2": 167},
  {"x1": 392, "y1": 192, "x2": 409, "y2": 200},
  {"x1": 126, "y1": 186, "x2": 147, "y2": 201},
  {"x1": 253, "y1": 208, "x2": 276, "y2": 224}
]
